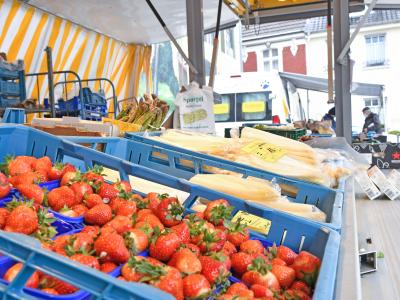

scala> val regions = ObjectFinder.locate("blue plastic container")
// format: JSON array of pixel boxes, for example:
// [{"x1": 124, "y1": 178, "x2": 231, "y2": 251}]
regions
[
  {"x1": 1, "y1": 108, "x2": 25, "y2": 124},
  {"x1": 66, "y1": 135, "x2": 343, "y2": 231},
  {"x1": 0, "y1": 125, "x2": 340, "y2": 299}
]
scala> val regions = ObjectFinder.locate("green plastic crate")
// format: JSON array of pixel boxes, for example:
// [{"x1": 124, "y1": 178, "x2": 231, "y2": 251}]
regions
[{"x1": 253, "y1": 125, "x2": 306, "y2": 140}]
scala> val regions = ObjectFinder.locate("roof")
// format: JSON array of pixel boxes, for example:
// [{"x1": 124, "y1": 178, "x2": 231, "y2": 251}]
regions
[{"x1": 243, "y1": 9, "x2": 400, "y2": 42}]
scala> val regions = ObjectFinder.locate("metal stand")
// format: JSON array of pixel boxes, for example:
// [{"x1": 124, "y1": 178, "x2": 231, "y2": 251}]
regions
[{"x1": 45, "y1": 47, "x2": 56, "y2": 118}]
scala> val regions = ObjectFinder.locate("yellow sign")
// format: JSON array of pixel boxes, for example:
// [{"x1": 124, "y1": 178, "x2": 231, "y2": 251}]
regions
[
  {"x1": 242, "y1": 101, "x2": 265, "y2": 113},
  {"x1": 232, "y1": 210, "x2": 271, "y2": 235},
  {"x1": 242, "y1": 141, "x2": 286, "y2": 162},
  {"x1": 214, "y1": 103, "x2": 229, "y2": 115}
]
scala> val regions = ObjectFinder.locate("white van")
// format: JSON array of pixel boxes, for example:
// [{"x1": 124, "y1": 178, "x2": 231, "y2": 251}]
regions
[{"x1": 212, "y1": 72, "x2": 294, "y2": 136}]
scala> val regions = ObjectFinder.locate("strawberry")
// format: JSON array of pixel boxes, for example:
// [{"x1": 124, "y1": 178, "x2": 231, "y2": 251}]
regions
[
  {"x1": 168, "y1": 248, "x2": 202, "y2": 275},
  {"x1": 0, "y1": 207, "x2": 10, "y2": 229},
  {"x1": 39, "y1": 274, "x2": 77, "y2": 295},
  {"x1": 182, "y1": 274, "x2": 210, "y2": 299},
  {"x1": 149, "y1": 230, "x2": 181, "y2": 262},
  {"x1": 4, "y1": 202, "x2": 38, "y2": 235},
  {"x1": 269, "y1": 244, "x2": 298, "y2": 265},
  {"x1": 47, "y1": 186, "x2": 76, "y2": 211},
  {"x1": 48, "y1": 162, "x2": 65, "y2": 180},
  {"x1": 97, "y1": 183, "x2": 119, "y2": 200},
  {"x1": 80, "y1": 226, "x2": 100, "y2": 238},
  {"x1": 281, "y1": 289, "x2": 311, "y2": 300},
  {"x1": 199, "y1": 252, "x2": 231, "y2": 285},
  {"x1": 9, "y1": 172, "x2": 42, "y2": 186},
  {"x1": 94, "y1": 232, "x2": 130, "y2": 264},
  {"x1": 181, "y1": 243, "x2": 201, "y2": 257},
  {"x1": 124, "y1": 228, "x2": 149, "y2": 254},
  {"x1": 152, "y1": 266, "x2": 184, "y2": 300},
  {"x1": 222, "y1": 241, "x2": 237, "y2": 256},
  {"x1": 227, "y1": 217, "x2": 250, "y2": 247},
  {"x1": 114, "y1": 180, "x2": 131, "y2": 193},
  {"x1": 240, "y1": 239, "x2": 265, "y2": 255},
  {"x1": 14, "y1": 156, "x2": 37, "y2": 167},
  {"x1": 84, "y1": 193, "x2": 103, "y2": 208},
  {"x1": 226, "y1": 282, "x2": 254, "y2": 298},
  {"x1": 115, "y1": 200, "x2": 137, "y2": 217},
  {"x1": 32, "y1": 156, "x2": 52, "y2": 174},
  {"x1": 137, "y1": 213, "x2": 164, "y2": 231},
  {"x1": 231, "y1": 252, "x2": 254, "y2": 276},
  {"x1": 59, "y1": 206, "x2": 78, "y2": 218},
  {"x1": 6, "y1": 156, "x2": 33, "y2": 176},
  {"x1": 41, "y1": 288, "x2": 59, "y2": 295},
  {"x1": 61, "y1": 164, "x2": 76, "y2": 176},
  {"x1": 156, "y1": 196, "x2": 184, "y2": 227},
  {"x1": 272, "y1": 258, "x2": 287, "y2": 266},
  {"x1": 16, "y1": 184, "x2": 44, "y2": 204},
  {"x1": 290, "y1": 251, "x2": 321, "y2": 288},
  {"x1": 188, "y1": 219, "x2": 215, "y2": 245},
  {"x1": 198, "y1": 228, "x2": 226, "y2": 254},
  {"x1": 136, "y1": 209, "x2": 153, "y2": 220},
  {"x1": 3, "y1": 262, "x2": 39, "y2": 288},
  {"x1": 134, "y1": 221, "x2": 154, "y2": 238},
  {"x1": 103, "y1": 215, "x2": 132, "y2": 234},
  {"x1": 81, "y1": 165, "x2": 105, "y2": 186},
  {"x1": 0, "y1": 172, "x2": 10, "y2": 198},
  {"x1": 65, "y1": 232, "x2": 94, "y2": 255},
  {"x1": 60, "y1": 171, "x2": 80, "y2": 186},
  {"x1": 72, "y1": 204, "x2": 88, "y2": 216},
  {"x1": 70, "y1": 253, "x2": 100, "y2": 270},
  {"x1": 290, "y1": 281, "x2": 311, "y2": 295},
  {"x1": 100, "y1": 262, "x2": 117, "y2": 273},
  {"x1": 52, "y1": 235, "x2": 70, "y2": 256},
  {"x1": 84, "y1": 204, "x2": 112, "y2": 226},
  {"x1": 121, "y1": 256, "x2": 150, "y2": 282},
  {"x1": 146, "y1": 192, "x2": 162, "y2": 212},
  {"x1": 242, "y1": 257, "x2": 280, "y2": 291},
  {"x1": 271, "y1": 264, "x2": 296, "y2": 288},
  {"x1": 70, "y1": 182, "x2": 93, "y2": 204},
  {"x1": 109, "y1": 197, "x2": 125, "y2": 211},
  {"x1": 170, "y1": 221, "x2": 190, "y2": 243},
  {"x1": 203, "y1": 199, "x2": 233, "y2": 226},
  {"x1": 251, "y1": 284, "x2": 274, "y2": 298}
]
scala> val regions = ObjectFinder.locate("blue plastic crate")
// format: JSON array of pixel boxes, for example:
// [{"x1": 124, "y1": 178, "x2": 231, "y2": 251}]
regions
[
  {"x1": 0, "y1": 125, "x2": 340, "y2": 299},
  {"x1": 66, "y1": 135, "x2": 343, "y2": 231},
  {"x1": 0, "y1": 81, "x2": 20, "y2": 97},
  {"x1": 1, "y1": 108, "x2": 25, "y2": 124}
]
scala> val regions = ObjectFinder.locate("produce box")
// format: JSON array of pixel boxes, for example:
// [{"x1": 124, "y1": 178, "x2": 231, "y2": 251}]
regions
[
  {"x1": 113, "y1": 133, "x2": 342, "y2": 231},
  {"x1": 0, "y1": 125, "x2": 340, "y2": 299},
  {"x1": 102, "y1": 117, "x2": 141, "y2": 135}
]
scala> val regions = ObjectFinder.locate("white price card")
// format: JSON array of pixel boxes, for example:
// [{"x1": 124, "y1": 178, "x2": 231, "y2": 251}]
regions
[
  {"x1": 367, "y1": 166, "x2": 400, "y2": 200},
  {"x1": 387, "y1": 170, "x2": 400, "y2": 191},
  {"x1": 355, "y1": 170, "x2": 382, "y2": 200}
]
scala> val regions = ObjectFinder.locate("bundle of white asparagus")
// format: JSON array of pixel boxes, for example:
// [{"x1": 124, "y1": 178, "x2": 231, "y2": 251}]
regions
[
  {"x1": 189, "y1": 174, "x2": 326, "y2": 222},
  {"x1": 152, "y1": 128, "x2": 330, "y2": 186}
]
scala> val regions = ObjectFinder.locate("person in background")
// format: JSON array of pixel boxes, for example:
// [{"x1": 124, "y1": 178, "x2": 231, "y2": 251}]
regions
[
  {"x1": 322, "y1": 107, "x2": 336, "y2": 131},
  {"x1": 362, "y1": 107, "x2": 383, "y2": 134}
]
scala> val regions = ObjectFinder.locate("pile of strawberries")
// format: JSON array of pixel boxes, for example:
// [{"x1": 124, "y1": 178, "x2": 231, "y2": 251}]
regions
[{"x1": 0, "y1": 156, "x2": 322, "y2": 300}]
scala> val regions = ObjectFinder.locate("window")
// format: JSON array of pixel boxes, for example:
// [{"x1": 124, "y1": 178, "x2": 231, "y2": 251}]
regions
[
  {"x1": 263, "y1": 48, "x2": 279, "y2": 72},
  {"x1": 365, "y1": 34, "x2": 386, "y2": 66},
  {"x1": 219, "y1": 28, "x2": 235, "y2": 57},
  {"x1": 236, "y1": 92, "x2": 271, "y2": 121},
  {"x1": 364, "y1": 97, "x2": 381, "y2": 114}
]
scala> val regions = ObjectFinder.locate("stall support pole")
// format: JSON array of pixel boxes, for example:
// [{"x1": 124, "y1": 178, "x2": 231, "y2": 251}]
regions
[
  {"x1": 45, "y1": 46, "x2": 56, "y2": 118},
  {"x1": 333, "y1": 0, "x2": 352, "y2": 143},
  {"x1": 186, "y1": 0, "x2": 205, "y2": 86}
]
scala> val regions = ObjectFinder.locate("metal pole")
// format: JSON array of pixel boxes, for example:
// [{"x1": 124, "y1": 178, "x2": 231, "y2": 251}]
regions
[
  {"x1": 334, "y1": 0, "x2": 352, "y2": 142},
  {"x1": 186, "y1": 0, "x2": 205, "y2": 85},
  {"x1": 208, "y1": 0, "x2": 223, "y2": 87},
  {"x1": 153, "y1": 44, "x2": 159, "y2": 95},
  {"x1": 45, "y1": 46, "x2": 56, "y2": 118},
  {"x1": 327, "y1": 0, "x2": 334, "y2": 103}
]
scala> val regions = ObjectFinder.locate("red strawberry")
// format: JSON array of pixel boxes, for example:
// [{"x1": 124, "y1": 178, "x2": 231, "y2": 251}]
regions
[
  {"x1": 226, "y1": 282, "x2": 254, "y2": 298},
  {"x1": 198, "y1": 228, "x2": 226, "y2": 254},
  {"x1": 137, "y1": 213, "x2": 164, "y2": 231},
  {"x1": 155, "y1": 196, "x2": 184, "y2": 227},
  {"x1": 14, "y1": 156, "x2": 37, "y2": 167},
  {"x1": 0, "y1": 172, "x2": 10, "y2": 198},
  {"x1": 70, "y1": 182, "x2": 93, "y2": 204},
  {"x1": 52, "y1": 235, "x2": 70, "y2": 256},
  {"x1": 203, "y1": 199, "x2": 233, "y2": 226},
  {"x1": 231, "y1": 252, "x2": 254, "y2": 276},
  {"x1": 60, "y1": 171, "x2": 80, "y2": 186},
  {"x1": 39, "y1": 274, "x2": 77, "y2": 295},
  {"x1": 227, "y1": 218, "x2": 250, "y2": 247},
  {"x1": 84, "y1": 204, "x2": 112, "y2": 226},
  {"x1": 291, "y1": 280, "x2": 311, "y2": 295},
  {"x1": 84, "y1": 193, "x2": 103, "y2": 208},
  {"x1": 182, "y1": 274, "x2": 210, "y2": 299},
  {"x1": 199, "y1": 252, "x2": 231, "y2": 284},
  {"x1": 271, "y1": 264, "x2": 296, "y2": 288},
  {"x1": 80, "y1": 225, "x2": 100, "y2": 238},
  {"x1": 65, "y1": 232, "x2": 94, "y2": 254},
  {"x1": 47, "y1": 186, "x2": 76, "y2": 211},
  {"x1": 16, "y1": 184, "x2": 44, "y2": 204},
  {"x1": 269, "y1": 244, "x2": 298, "y2": 266},
  {"x1": 188, "y1": 220, "x2": 215, "y2": 245},
  {"x1": 121, "y1": 256, "x2": 149, "y2": 282},
  {"x1": 146, "y1": 192, "x2": 161, "y2": 212},
  {"x1": 7, "y1": 157, "x2": 33, "y2": 176},
  {"x1": 100, "y1": 262, "x2": 117, "y2": 273},
  {"x1": 171, "y1": 221, "x2": 190, "y2": 243},
  {"x1": 242, "y1": 257, "x2": 280, "y2": 291},
  {"x1": 222, "y1": 241, "x2": 237, "y2": 256},
  {"x1": 4, "y1": 203, "x2": 38, "y2": 235},
  {"x1": 251, "y1": 284, "x2": 274, "y2": 298},
  {"x1": 72, "y1": 204, "x2": 88, "y2": 216},
  {"x1": 103, "y1": 215, "x2": 132, "y2": 234},
  {"x1": 61, "y1": 164, "x2": 76, "y2": 176},
  {"x1": 168, "y1": 248, "x2": 202, "y2": 275},
  {"x1": 152, "y1": 266, "x2": 184, "y2": 300},
  {"x1": 114, "y1": 180, "x2": 131, "y2": 193},
  {"x1": 181, "y1": 243, "x2": 201, "y2": 257},
  {"x1": 81, "y1": 165, "x2": 105, "y2": 185},
  {"x1": 97, "y1": 183, "x2": 119, "y2": 200},
  {"x1": 33, "y1": 156, "x2": 52, "y2": 174},
  {"x1": 115, "y1": 200, "x2": 137, "y2": 217},
  {"x1": 240, "y1": 239, "x2": 265, "y2": 255},
  {"x1": 282, "y1": 289, "x2": 311, "y2": 300},
  {"x1": 48, "y1": 162, "x2": 65, "y2": 180},
  {"x1": 94, "y1": 232, "x2": 130, "y2": 264},
  {"x1": 136, "y1": 209, "x2": 153, "y2": 220},
  {"x1": 3, "y1": 262, "x2": 39, "y2": 288},
  {"x1": 149, "y1": 231, "x2": 181, "y2": 262},
  {"x1": 290, "y1": 251, "x2": 321, "y2": 288},
  {"x1": 70, "y1": 253, "x2": 100, "y2": 270},
  {"x1": 41, "y1": 288, "x2": 59, "y2": 295},
  {"x1": 124, "y1": 228, "x2": 149, "y2": 254},
  {"x1": 0, "y1": 208, "x2": 10, "y2": 229},
  {"x1": 272, "y1": 258, "x2": 287, "y2": 266},
  {"x1": 134, "y1": 221, "x2": 154, "y2": 238}
]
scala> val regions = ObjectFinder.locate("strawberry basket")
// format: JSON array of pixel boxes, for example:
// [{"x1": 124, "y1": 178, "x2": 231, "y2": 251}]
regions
[
  {"x1": 66, "y1": 135, "x2": 343, "y2": 231},
  {"x1": 0, "y1": 125, "x2": 340, "y2": 299}
]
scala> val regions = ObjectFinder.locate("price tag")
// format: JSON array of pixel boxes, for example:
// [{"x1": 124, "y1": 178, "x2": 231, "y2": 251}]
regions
[
  {"x1": 242, "y1": 141, "x2": 286, "y2": 162},
  {"x1": 387, "y1": 170, "x2": 400, "y2": 190},
  {"x1": 355, "y1": 170, "x2": 381, "y2": 200},
  {"x1": 232, "y1": 211, "x2": 271, "y2": 235},
  {"x1": 367, "y1": 166, "x2": 400, "y2": 200}
]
